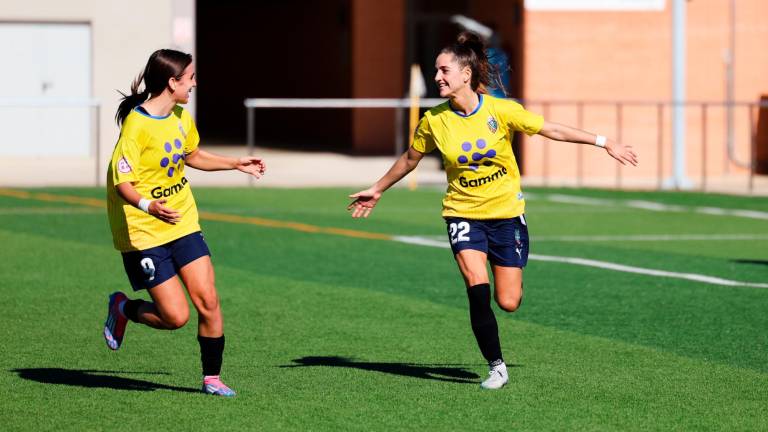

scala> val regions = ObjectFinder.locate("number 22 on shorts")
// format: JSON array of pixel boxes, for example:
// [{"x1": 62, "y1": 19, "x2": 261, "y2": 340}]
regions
[{"x1": 448, "y1": 221, "x2": 470, "y2": 245}]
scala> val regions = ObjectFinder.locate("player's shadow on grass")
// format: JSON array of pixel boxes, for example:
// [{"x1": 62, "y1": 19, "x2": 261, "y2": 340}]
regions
[
  {"x1": 11, "y1": 368, "x2": 198, "y2": 393},
  {"x1": 281, "y1": 356, "x2": 499, "y2": 384},
  {"x1": 732, "y1": 259, "x2": 768, "y2": 266}
]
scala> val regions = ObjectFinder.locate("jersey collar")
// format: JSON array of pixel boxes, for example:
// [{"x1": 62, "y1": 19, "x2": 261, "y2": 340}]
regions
[
  {"x1": 449, "y1": 93, "x2": 483, "y2": 118},
  {"x1": 134, "y1": 105, "x2": 172, "y2": 120}
]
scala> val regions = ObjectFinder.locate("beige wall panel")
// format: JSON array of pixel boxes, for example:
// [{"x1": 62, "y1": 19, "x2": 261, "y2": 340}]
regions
[{"x1": 522, "y1": 0, "x2": 768, "y2": 188}]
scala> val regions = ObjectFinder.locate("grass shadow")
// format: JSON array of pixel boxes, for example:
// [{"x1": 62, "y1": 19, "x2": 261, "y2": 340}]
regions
[
  {"x1": 732, "y1": 259, "x2": 768, "y2": 266},
  {"x1": 280, "y1": 356, "x2": 519, "y2": 384},
  {"x1": 11, "y1": 368, "x2": 199, "y2": 393}
]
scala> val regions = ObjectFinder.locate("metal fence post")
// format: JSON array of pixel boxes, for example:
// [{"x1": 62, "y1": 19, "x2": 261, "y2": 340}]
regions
[
  {"x1": 616, "y1": 103, "x2": 623, "y2": 188},
  {"x1": 246, "y1": 105, "x2": 255, "y2": 187},
  {"x1": 701, "y1": 104, "x2": 707, "y2": 191},
  {"x1": 657, "y1": 103, "x2": 664, "y2": 190},
  {"x1": 95, "y1": 104, "x2": 101, "y2": 187},
  {"x1": 576, "y1": 101, "x2": 583, "y2": 187},
  {"x1": 542, "y1": 102, "x2": 550, "y2": 187},
  {"x1": 749, "y1": 103, "x2": 756, "y2": 194},
  {"x1": 395, "y1": 104, "x2": 405, "y2": 155}
]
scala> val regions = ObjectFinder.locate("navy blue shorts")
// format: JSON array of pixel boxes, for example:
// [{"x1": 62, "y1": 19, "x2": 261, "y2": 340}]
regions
[
  {"x1": 445, "y1": 215, "x2": 529, "y2": 267},
  {"x1": 121, "y1": 231, "x2": 210, "y2": 291}
]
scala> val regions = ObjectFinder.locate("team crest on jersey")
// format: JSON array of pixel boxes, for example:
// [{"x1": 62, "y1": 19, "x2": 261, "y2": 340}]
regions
[
  {"x1": 178, "y1": 121, "x2": 187, "y2": 138},
  {"x1": 487, "y1": 116, "x2": 498, "y2": 134},
  {"x1": 117, "y1": 157, "x2": 132, "y2": 173}
]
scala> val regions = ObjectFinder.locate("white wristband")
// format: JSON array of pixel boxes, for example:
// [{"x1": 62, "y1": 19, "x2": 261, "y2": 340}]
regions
[
  {"x1": 138, "y1": 198, "x2": 152, "y2": 213},
  {"x1": 595, "y1": 135, "x2": 607, "y2": 148}
]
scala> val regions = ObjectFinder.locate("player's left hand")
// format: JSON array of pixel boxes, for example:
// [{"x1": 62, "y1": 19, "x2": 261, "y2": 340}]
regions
[
  {"x1": 236, "y1": 156, "x2": 267, "y2": 178},
  {"x1": 605, "y1": 141, "x2": 638, "y2": 166},
  {"x1": 347, "y1": 188, "x2": 382, "y2": 218}
]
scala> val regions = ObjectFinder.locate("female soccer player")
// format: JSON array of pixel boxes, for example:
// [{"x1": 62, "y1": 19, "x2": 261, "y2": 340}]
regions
[
  {"x1": 348, "y1": 32, "x2": 637, "y2": 390},
  {"x1": 104, "y1": 49, "x2": 266, "y2": 397}
]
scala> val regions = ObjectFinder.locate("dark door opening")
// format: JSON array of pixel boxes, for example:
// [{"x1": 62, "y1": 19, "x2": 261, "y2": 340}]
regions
[
  {"x1": 195, "y1": 1, "x2": 524, "y2": 157},
  {"x1": 196, "y1": 1, "x2": 352, "y2": 150}
]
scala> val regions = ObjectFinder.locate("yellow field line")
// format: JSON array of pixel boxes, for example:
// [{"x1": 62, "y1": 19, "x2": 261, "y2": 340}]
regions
[
  {"x1": 0, "y1": 188, "x2": 106, "y2": 208},
  {"x1": 0, "y1": 188, "x2": 392, "y2": 241},
  {"x1": 198, "y1": 211, "x2": 391, "y2": 240}
]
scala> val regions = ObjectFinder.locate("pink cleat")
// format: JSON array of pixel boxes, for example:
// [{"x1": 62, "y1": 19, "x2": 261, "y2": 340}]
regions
[
  {"x1": 103, "y1": 292, "x2": 128, "y2": 350},
  {"x1": 202, "y1": 376, "x2": 236, "y2": 397}
]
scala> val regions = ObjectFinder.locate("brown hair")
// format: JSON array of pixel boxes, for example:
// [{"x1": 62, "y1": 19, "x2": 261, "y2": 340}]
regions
[
  {"x1": 115, "y1": 49, "x2": 193, "y2": 125},
  {"x1": 440, "y1": 31, "x2": 491, "y2": 94}
]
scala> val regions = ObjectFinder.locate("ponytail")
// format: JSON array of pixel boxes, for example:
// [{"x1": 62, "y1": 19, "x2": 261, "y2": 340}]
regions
[{"x1": 115, "y1": 73, "x2": 150, "y2": 126}]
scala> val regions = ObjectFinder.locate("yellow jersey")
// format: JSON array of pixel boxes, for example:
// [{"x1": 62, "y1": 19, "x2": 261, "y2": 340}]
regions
[
  {"x1": 412, "y1": 94, "x2": 543, "y2": 220},
  {"x1": 106, "y1": 105, "x2": 201, "y2": 252}
]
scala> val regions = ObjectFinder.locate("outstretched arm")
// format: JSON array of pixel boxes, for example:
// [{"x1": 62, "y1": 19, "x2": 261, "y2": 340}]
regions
[
  {"x1": 538, "y1": 121, "x2": 638, "y2": 166},
  {"x1": 185, "y1": 149, "x2": 267, "y2": 178},
  {"x1": 347, "y1": 147, "x2": 425, "y2": 218}
]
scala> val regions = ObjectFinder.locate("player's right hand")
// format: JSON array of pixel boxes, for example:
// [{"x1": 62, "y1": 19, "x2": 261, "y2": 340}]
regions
[
  {"x1": 605, "y1": 141, "x2": 639, "y2": 166},
  {"x1": 347, "y1": 188, "x2": 382, "y2": 218},
  {"x1": 148, "y1": 199, "x2": 181, "y2": 224}
]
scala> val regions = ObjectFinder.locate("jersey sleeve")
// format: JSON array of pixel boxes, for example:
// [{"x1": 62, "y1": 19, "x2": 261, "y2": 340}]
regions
[
  {"x1": 411, "y1": 116, "x2": 436, "y2": 153},
  {"x1": 500, "y1": 100, "x2": 544, "y2": 136},
  {"x1": 110, "y1": 135, "x2": 140, "y2": 186},
  {"x1": 182, "y1": 110, "x2": 200, "y2": 154}
]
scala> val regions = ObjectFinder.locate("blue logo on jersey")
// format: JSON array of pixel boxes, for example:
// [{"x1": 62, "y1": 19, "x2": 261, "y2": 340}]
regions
[
  {"x1": 457, "y1": 139, "x2": 496, "y2": 171},
  {"x1": 160, "y1": 139, "x2": 185, "y2": 177}
]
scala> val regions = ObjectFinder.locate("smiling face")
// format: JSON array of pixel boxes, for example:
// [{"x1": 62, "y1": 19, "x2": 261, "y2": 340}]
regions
[
  {"x1": 434, "y1": 52, "x2": 471, "y2": 98},
  {"x1": 169, "y1": 62, "x2": 196, "y2": 104}
]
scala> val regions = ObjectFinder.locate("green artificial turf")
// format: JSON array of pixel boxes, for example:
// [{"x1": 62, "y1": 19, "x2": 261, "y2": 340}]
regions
[{"x1": 0, "y1": 187, "x2": 766, "y2": 431}]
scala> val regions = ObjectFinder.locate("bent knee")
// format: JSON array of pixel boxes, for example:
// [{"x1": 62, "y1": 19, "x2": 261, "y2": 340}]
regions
[
  {"x1": 497, "y1": 297, "x2": 522, "y2": 313},
  {"x1": 195, "y1": 292, "x2": 221, "y2": 316},
  {"x1": 163, "y1": 312, "x2": 190, "y2": 329}
]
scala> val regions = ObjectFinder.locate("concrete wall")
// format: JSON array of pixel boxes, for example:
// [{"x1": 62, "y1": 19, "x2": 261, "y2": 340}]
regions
[{"x1": 0, "y1": 0, "x2": 191, "y2": 186}]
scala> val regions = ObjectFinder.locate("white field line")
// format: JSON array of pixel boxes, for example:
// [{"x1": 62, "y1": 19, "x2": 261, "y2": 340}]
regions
[
  {"x1": 392, "y1": 235, "x2": 768, "y2": 289},
  {"x1": 526, "y1": 233, "x2": 768, "y2": 242},
  {"x1": 2, "y1": 190, "x2": 763, "y2": 288},
  {"x1": 535, "y1": 193, "x2": 768, "y2": 220},
  {"x1": 418, "y1": 233, "x2": 768, "y2": 242},
  {"x1": 529, "y1": 255, "x2": 768, "y2": 288}
]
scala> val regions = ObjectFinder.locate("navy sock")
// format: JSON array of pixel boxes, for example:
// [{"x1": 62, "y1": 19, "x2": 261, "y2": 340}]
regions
[
  {"x1": 123, "y1": 299, "x2": 146, "y2": 323},
  {"x1": 198, "y1": 335, "x2": 225, "y2": 376},
  {"x1": 466, "y1": 283, "x2": 504, "y2": 365}
]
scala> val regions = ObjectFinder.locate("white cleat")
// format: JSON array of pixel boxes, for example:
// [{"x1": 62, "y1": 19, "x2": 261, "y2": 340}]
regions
[{"x1": 480, "y1": 363, "x2": 508, "y2": 390}]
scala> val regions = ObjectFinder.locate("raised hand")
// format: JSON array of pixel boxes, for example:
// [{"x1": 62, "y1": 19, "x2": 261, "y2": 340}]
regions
[
  {"x1": 347, "y1": 188, "x2": 382, "y2": 218},
  {"x1": 235, "y1": 156, "x2": 267, "y2": 178},
  {"x1": 605, "y1": 141, "x2": 639, "y2": 166}
]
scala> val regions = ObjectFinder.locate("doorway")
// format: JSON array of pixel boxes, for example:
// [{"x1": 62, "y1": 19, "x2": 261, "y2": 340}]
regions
[{"x1": 0, "y1": 22, "x2": 92, "y2": 156}]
